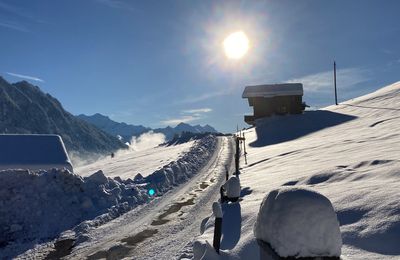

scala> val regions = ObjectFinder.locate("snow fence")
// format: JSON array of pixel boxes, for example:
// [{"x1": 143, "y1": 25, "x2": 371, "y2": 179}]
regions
[{"x1": 0, "y1": 135, "x2": 217, "y2": 247}]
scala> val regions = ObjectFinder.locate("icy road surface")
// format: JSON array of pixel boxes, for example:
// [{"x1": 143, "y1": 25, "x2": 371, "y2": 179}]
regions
[{"x1": 68, "y1": 137, "x2": 233, "y2": 259}]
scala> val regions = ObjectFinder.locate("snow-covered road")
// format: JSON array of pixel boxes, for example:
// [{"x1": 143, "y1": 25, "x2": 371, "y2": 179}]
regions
[{"x1": 66, "y1": 137, "x2": 233, "y2": 259}]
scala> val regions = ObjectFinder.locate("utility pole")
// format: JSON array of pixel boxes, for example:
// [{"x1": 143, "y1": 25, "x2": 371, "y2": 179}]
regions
[{"x1": 334, "y1": 61, "x2": 338, "y2": 105}]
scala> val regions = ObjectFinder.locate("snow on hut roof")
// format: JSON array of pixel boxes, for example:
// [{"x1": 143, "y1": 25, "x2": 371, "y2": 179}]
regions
[
  {"x1": 0, "y1": 134, "x2": 73, "y2": 172},
  {"x1": 242, "y1": 83, "x2": 303, "y2": 98}
]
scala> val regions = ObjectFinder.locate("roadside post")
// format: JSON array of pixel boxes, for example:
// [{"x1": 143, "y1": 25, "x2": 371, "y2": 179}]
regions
[
  {"x1": 212, "y1": 202, "x2": 223, "y2": 254},
  {"x1": 235, "y1": 135, "x2": 245, "y2": 176}
]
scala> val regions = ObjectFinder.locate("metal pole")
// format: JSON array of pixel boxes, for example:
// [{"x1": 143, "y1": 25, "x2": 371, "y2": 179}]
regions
[{"x1": 334, "y1": 61, "x2": 338, "y2": 105}]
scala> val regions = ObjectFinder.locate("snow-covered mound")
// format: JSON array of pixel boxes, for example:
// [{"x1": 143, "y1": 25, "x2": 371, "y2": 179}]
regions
[
  {"x1": 195, "y1": 81, "x2": 400, "y2": 259},
  {"x1": 0, "y1": 135, "x2": 217, "y2": 258},
  {"x1": 254, "y1": 187, "x2": 342, "y2": 257}
]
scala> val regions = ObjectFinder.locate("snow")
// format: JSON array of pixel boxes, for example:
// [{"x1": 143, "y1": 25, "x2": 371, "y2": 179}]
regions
[
  {"x1": 222, "y1": 176, "x2": 240, "y2": 199},
  {"x1": 0, "y1": 135, "x2": 217, "y2": 259},
  {"x1": 0, "y1": 169, "x2": 146, "y2": 252},
  {"x1": 76, "y1": 140, "x2": 195, "y2": 179},
  {"x1": 195, "y1": 81, "x2": 400, "y2": 259},
  {"x1": 253, "y1": 187, "x2": 342, "y2": 257},
  {"x1": 0, "y1": 134, "x2": 73, "y2": 172},
  {"x1": 212, "y1": 202, "x2": 223, "y2": 218},
  {"x1": 242, "y1": 83, "x2": 303, "y2": 98}
]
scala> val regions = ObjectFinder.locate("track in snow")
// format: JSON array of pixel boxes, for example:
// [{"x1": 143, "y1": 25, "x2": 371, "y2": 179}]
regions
[{"x1": 65, "y1": 136, "x2": 234, "y2": 260}]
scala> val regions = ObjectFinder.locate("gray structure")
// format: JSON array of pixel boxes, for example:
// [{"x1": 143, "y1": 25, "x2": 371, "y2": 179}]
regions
[{"x1": 242, "y1": 83, "x2": 304, "y2": 125}]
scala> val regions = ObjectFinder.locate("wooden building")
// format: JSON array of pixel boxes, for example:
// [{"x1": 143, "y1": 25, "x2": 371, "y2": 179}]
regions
[{"x1": 242, "y1": 83, "x2": 304, "y2": 125}]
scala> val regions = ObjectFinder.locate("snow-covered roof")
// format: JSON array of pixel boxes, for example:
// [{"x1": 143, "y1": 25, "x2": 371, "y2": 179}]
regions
[
  {"x1": 242, "y1": 83, "x2": 303, "y2": 98},
  {"x1": 0, "y1": 134, "x2": 73, "y2": 172}
]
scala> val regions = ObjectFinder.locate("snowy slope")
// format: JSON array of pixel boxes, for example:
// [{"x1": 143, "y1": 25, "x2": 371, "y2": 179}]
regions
[
  {"x1": 195, "y1": 82, "x2": 400, "y2": 259},
  {"x1": 76, "y1": 141, "x2": 195, "y2": 179}
]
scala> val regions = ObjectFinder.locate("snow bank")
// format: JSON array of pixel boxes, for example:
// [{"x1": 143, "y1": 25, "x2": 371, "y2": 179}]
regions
[
  {"x1": 0, "y1": 169, "x2": 147, "y2": 246},
  {"x1": 145, "y1": 135, "x2": 217, "y2": 194},
  {"x1": 0, "y1": 135, "x2": 217, "y2": 257},
  {"x1": 254, "y1": 187, "x2": 342, "y2": 257}
]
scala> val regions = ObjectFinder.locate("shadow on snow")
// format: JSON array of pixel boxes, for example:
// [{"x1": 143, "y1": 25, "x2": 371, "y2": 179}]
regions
[{"x1": 249, "y1": 111, "x2": 357, "y2": 147}]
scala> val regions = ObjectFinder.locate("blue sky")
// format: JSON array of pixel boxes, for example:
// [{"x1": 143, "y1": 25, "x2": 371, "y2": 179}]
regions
[{"x1": 1, "y1": 0, "x2": 399, "y2": 133}]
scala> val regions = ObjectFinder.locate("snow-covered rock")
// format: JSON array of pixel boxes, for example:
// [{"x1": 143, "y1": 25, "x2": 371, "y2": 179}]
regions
[{"x1": 254, "y1": 187, "x2": 342, "y2": 257}]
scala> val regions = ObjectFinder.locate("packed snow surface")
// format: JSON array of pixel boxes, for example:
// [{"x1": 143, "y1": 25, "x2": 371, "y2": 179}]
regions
[
  {"x1": 254, "y1": 187, "x2": 342, "y2": 257},
  {"x1": 195, "y1": 81, "x2": 400, "y2": 260},
  {"x1": 0, "y1": 135, "x2": 217, "y2": 259},
  {"x1": 76, "y1": 141, "x2": 195, "y2": 179}
]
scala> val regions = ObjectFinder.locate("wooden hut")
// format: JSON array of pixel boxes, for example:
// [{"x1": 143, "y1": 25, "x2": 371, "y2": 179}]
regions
[{"x1": 242, "y1": 83, "x2": 304, "y2": 125}]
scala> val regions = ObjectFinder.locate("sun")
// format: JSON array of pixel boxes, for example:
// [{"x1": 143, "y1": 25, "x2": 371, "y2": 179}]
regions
[{"x1": 223, "y1": 31, "x2": 249, "y2": 60}]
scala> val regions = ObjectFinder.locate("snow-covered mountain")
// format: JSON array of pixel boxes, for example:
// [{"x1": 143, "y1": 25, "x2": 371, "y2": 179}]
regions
[
  {"x1": 78, "y1": 114, "x2": 219, "y2": 141},
  {"x1": 154, "y1": 122, "x2": 218, "y2": 140},
  {"x1": 0, "y1": 77, "x2": 127, "y2": 156},
  {"x1": 77, "y1": 113, "x2": 150, "y2": 142}
]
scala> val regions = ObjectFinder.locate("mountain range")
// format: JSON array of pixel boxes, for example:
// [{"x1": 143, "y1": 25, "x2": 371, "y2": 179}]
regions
[
  {"x1": 77, "y1": 113, "x2": 218, "y2": 141},
  {"x1": 0, "y1": 77, "x2": 127, "y2": 156}
]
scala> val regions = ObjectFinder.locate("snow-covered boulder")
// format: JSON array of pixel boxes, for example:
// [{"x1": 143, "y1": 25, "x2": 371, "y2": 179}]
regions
[{"x1": 254, "y1": 187, "x2": 342, "y2": 258}]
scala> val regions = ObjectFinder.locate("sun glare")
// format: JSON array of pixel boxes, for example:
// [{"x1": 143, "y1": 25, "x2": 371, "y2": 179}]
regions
[{"x1": 223, "y1": 31, "x2": 249, "y2": 60}]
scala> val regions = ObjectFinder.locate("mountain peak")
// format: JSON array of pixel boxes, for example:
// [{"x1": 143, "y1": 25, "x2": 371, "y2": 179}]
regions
[
  {"x1": 0, "y1": 77, "x2": 126, "y2": 155},
  {"x1": 176, "y1": 122, "x2": 190, "y2": 127}
]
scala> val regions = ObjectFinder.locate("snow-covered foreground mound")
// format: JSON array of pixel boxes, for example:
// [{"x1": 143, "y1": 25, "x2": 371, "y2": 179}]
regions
[
  {"x1": 77, "y1": 140, "x2": 195, "y2": 179},
  {"x1": 254, "y1": 187, "x2": 342, "y2": 258},
  {"x1": 0, "y1": 135, "x2": 216, "y2": 258},
  {"x1": 196, "y1": 82, "x2": 400, "y2": 259}
]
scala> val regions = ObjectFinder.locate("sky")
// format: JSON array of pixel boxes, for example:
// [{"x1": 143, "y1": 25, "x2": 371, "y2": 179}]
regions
[{"x1": 1, "y1": 0, "x2": 399, "y2": 133}]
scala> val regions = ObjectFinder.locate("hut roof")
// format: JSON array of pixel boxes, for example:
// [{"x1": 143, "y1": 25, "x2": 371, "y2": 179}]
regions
[{"x1": 242, "y1": 83, "x2": 303, "y2": 98}]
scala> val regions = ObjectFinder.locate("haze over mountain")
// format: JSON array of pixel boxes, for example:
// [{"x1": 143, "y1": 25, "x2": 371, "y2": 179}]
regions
[
  {"x1": 78, "y1": 113, "x2": 219, "y2": 141},
  {"x1": 0, "y1": 77, "x2": 127, "y2": 156}
]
